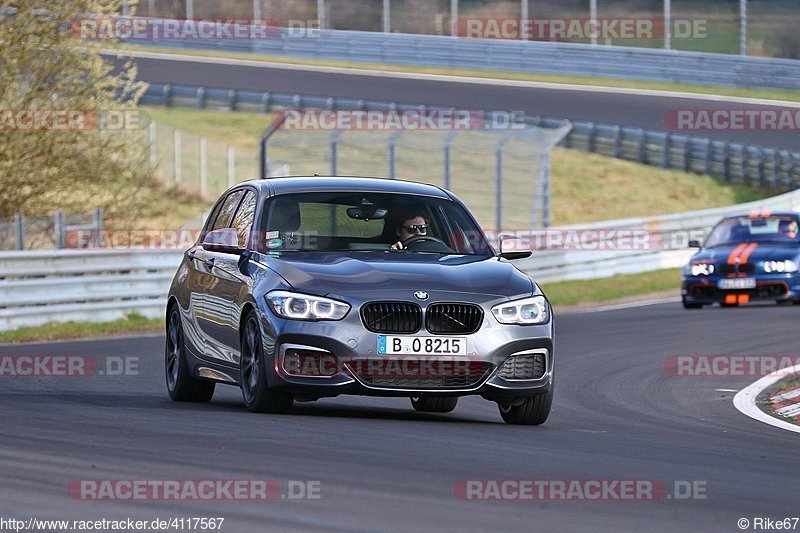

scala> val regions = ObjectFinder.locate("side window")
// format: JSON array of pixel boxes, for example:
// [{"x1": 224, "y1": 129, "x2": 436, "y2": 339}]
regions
[
  {"x1": 231, "y1": 191, "x2": 257, "y2": 248},
  {"x1": 203, "y1": 199, "x2": 225, "y2": 235},
  {"x1": 212, "y1": 190, "x2": 245, "y2": 231}
]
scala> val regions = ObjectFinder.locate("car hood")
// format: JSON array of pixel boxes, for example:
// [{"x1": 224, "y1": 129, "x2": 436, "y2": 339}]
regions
[
  {"x1": 692, "y1": 243, "x2": 800, "y2": 263},
  {"x1": 260, "y1": 252, "x2": 534, "y2": 299}
]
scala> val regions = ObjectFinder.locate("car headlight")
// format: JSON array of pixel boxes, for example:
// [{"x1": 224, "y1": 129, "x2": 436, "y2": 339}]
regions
[
  {"x1": 491, "y1": 295, "x2": 549, "y2": 325},
  {"x1": 690, "y1": 263, "x2": 715, "y2": 276},
  {"x1": 266, "y1": 291, "x2": 350, "y2": 321},
  {"x1": 763, "y1": 260, "x2": 799, "y2": 273}
]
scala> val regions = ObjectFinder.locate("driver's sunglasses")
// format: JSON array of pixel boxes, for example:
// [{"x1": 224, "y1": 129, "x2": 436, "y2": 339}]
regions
[{"x1": 402, "y1": 224, "x2": 428, "y2": 234}]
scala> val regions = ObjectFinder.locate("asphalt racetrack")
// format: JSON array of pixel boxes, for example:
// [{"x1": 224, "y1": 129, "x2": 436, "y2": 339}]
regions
[
  {"x1": 118, "y1": 53, "x2": 800, "y2": 152},
  {"x1": 1, "y1": 301, "x2": 798, "y2": 532}
]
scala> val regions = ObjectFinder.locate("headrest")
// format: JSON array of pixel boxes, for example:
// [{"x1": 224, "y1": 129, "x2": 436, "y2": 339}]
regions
[{"x1": 268, "y1": 199, "x2": 301, "y2": 232}]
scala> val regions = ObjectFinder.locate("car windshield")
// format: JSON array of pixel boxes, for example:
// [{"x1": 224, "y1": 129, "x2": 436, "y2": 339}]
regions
[
  {"x1": 704, "y1": 216, "x2": 800, "y2": 247},
  {"x1": 257, "y1": 192, "x2": 493, "y2": 256}
]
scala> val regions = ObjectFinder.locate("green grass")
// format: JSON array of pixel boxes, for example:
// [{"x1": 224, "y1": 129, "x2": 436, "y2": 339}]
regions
[
  {"x1": 540, "y1": 268, "x2": 680, "y2": 307},
  {"x1": 0, "y1": 314, "x2": 162, "y2": 344},
  {"x1": 126, "y1": 44, "x2": 800, "y2": 104},
  {"x1": 143, "y1": 105, "x2": 772, "y2": 227}
]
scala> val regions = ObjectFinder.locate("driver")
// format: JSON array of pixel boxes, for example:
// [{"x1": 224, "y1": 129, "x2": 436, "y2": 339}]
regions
[{"x1": 390, "y1": 211, "x2": 429, "y2": 250}]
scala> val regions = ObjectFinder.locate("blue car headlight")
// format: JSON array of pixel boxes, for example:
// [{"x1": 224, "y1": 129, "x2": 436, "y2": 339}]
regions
[
  {"x1": 266, "y1": 291, "x2": 350, "y2": 321},
  {"x1": 689, "y1": 263, "x2": 715, "y2": 276},
  {"x1": 763, "y1": 260, "x2": 799, "y2": 273},
  {"x1": 491, "y1": 295, "x2": 549, "y2": 325}
]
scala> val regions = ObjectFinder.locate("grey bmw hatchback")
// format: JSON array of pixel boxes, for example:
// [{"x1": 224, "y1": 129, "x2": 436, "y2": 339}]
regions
[{"x1": 165, "y1": 176, "x2": 554, "y2": 425}]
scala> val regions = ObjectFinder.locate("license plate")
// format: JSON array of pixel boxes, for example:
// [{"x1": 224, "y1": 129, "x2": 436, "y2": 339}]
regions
[
  {"x1": 718, "y1": 278, "x2": 756, "y2": 290},
  {"x1": 377, "y1": 335, "x2": 467, "y2": 355}
]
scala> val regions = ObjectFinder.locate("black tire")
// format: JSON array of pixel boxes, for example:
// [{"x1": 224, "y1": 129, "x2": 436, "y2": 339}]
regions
[
  {"x1": 682, "y1": 298, "x2": 703, "y2": 309},
  {"x1": 410, "y1": 396, "x2": 458, "y2": 413},
  {"x1": 498, "y1": 388, "x2": 553, "y2": 425},
  {"x1": 240, "y1": 310, "x2": 293, "y2": 414},
  {"x1": 165, "y1": 306, "x2": 215, "y2": 402},
  {"x1": 719, "y1": 302, "x2": 739, "y2": 308}
]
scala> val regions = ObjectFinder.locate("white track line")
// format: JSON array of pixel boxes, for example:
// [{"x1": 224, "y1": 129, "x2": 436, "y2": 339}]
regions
[
  {"x1": 733, "y1": 364, "x2": 800, "y2": 434},
  {"x1": 108, "y1": 49, "x2": 800, "y2": 108}
]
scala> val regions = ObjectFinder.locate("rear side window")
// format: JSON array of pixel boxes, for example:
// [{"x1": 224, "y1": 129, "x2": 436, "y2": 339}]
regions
[
  {"x1": 231, "y1": 191, "x2": 257, "y2": 248},
  {"x1": 212, "y1": 190, "x2": 245, "y2": 231}
]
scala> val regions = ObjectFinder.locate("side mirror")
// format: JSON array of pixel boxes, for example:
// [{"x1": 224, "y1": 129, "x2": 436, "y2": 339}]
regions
[
  {"x1": 688, "y1": 239, "x2": 702, "y2": 249},
  {"x1": 498, "y1": 237, "x2": 532, "y2": 260},
  {"x1": 202, "y1": 228, "x2": 243, "y2": 254}
]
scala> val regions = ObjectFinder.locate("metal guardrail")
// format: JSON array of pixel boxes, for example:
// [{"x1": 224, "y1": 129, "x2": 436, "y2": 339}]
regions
[
  {"x1": 0, "y1": 249, "x2": 183, "y2": 330},
  {"x1": 3, "y1": 185, "x2": 800, "y2": 330},
  {"x1": 142, "y1": 82, "x2": 800, "y2": 192},
  {"x1": 127, "y1": 21, "x2": 800, "y2": 91}
]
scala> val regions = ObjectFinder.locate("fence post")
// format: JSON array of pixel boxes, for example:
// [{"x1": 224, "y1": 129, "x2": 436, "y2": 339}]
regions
[
  {"x1": 200, "y1": 136, "x2": 208, "y2": 199},
  {"x1": 14, "y1": 213, "x2": 24, "y2": 251},
  {"x1": 495, "y1": 147, "x2": 502, "y2": 231},
  {"x1": 148, "y1": 121, "x2": 157, "y2": 168},
  {"x1": 54, "y1": 211, "x2": 64, "y2": 249},
  {"x1": 174, "y1": 129, "x2": 182, "y2": 184},
  {"x1": 227, "y1": 145, "x2": 235, "y2": 188}
]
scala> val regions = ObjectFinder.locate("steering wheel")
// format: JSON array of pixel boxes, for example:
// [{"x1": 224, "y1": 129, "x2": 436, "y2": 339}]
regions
[{"x1": 401, "y1": 235, "x2": 453, "y2": 253}]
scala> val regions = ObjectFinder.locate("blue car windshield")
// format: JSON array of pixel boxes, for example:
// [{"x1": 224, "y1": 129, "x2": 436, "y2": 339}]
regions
[
  {"x1": 704, "y1": 216, "x2": 800, "y2": 247},
  {"x1": 258, "y1": 192, "x2": 494, "y2": 256}
]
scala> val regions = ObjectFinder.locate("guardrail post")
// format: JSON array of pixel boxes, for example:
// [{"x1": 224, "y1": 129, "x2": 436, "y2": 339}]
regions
[
  {"x1": 54, "y1": 211, "x2": 64, "y2": 250},
  {"x1": 199, "y1": 136, "x2": 208, "y2": 199},
  {"x1": 611, "y1": 126, "x2": 621, "y2": 158},
  {"x1": 723, "y1": 142, "x2": 731, "y2": 181},
  {"x1": 197, "y1": 87, "x2": 206, "y2": 109},
  {"x1": 227, "y1": 89, "x2": 237, "y2": 111},
  {"x1": 586, "y1": 123, "x2": 596, "y2": 153},
  {"x1": 662, "y1": 133, "x2": 670, "y2": 168},
  {"x1": 227, "y1": 145, "x2": 235, "y2": 187},
  {"x1": 683, "y1": 138, "x2": 691, "y2": 172},
  {"x1": 13, "y1": 213, "x2": 24, "y2": 251},
  {"x1": 637, "y1": 129, "x2": 646, "y2": 163},
  {"x1": 163, "y1": 84, "x2": 172, "y2": 107},
  {"x1": 703, "y1": 139, "x2": 711, "y2": 175},
  {"x1": 174, "y1": 129, "x2": 182, "y2": 184},
  {"x1": 261, "y1": 92, "x2": 271, "y2": 113},
  {"x1": 93, "y1": 207, "x2": 103, "y2": 247}
]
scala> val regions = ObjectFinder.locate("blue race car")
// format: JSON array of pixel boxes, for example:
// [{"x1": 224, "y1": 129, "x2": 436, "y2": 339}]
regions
[{"x1": 682, "y1": 212, "x2": 800, "y2": 308}]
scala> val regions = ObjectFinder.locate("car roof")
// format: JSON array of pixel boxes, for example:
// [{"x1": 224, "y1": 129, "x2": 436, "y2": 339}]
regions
[{"x1": 234, "y1": 176, "x2": 451, "y2": 199}]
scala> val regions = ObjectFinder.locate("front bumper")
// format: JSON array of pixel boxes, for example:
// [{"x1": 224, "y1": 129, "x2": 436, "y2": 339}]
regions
[
  {"x1": 682, "y1": 273, "x2": 800, "y2": 304},
  {"x1": 259, "y1": 300, "x2": 554, "y2": 401}
]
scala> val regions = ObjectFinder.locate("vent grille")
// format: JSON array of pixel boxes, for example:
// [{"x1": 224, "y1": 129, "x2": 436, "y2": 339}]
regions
[
  {"x1": 361, "y1": 302, "x2": 421, "y2": 334},
  {"x1": 425, "y1": 303, "x2": 483, "y2": 334},
  {"x1": 347, "y1": 359, "x2": 493, "y2": 389},
  {"x1": 497, "y1": 353, "x2": 547, "y2": 380}
]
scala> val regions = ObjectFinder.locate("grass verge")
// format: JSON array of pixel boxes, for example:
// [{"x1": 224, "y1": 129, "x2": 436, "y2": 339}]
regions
[
  {"x1": 0, "y1": 314, "x2": 162, "y2": 344},
  {"x1": 0, "y1": 272, "x2": 682, "y2": 343},
  {"x1": 125, "y1": 44, "x2": 800, "y2": 104},
  {"x1": 541, "y1": 268, "x2": 680, "y2": 307}
]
